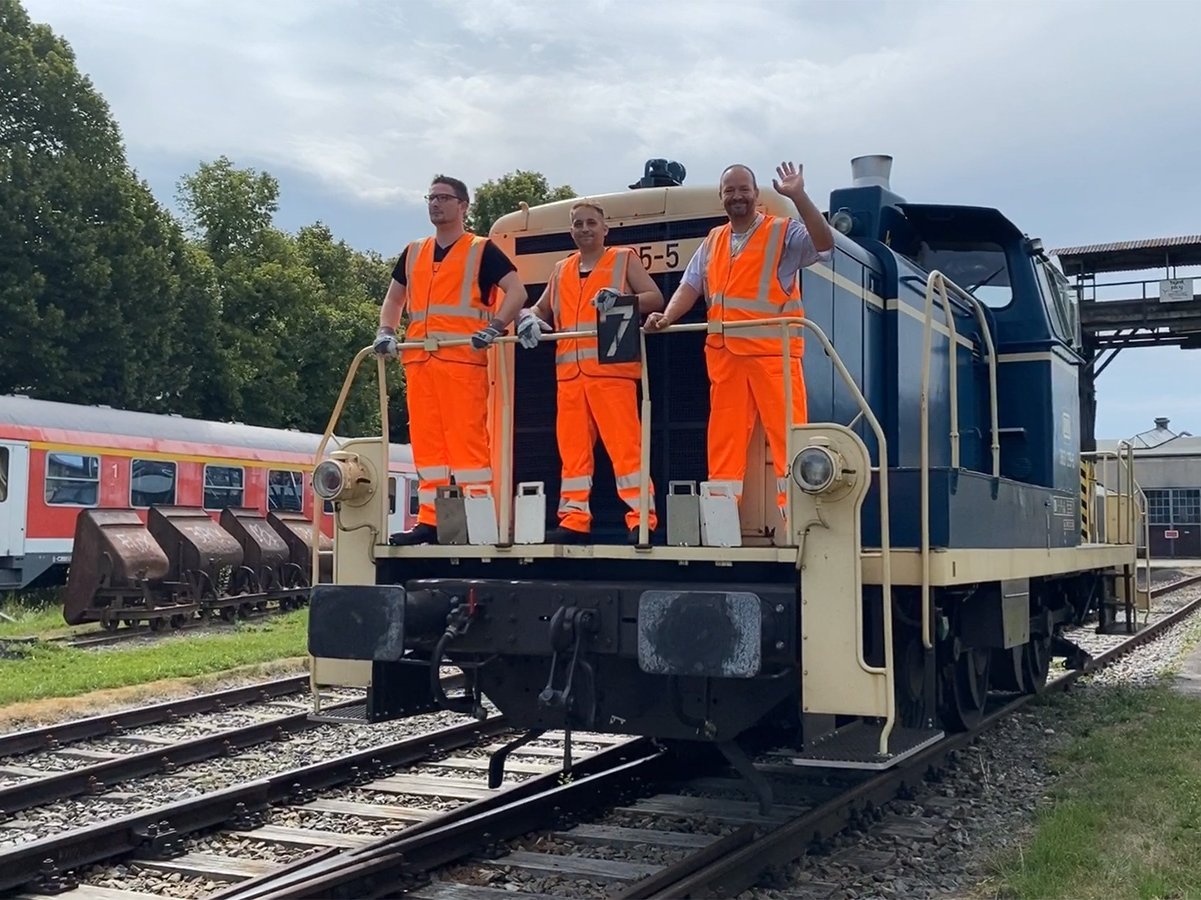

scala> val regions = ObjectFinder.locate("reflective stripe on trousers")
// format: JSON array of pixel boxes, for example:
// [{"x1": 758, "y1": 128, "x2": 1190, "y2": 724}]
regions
[
  {"x1": 705, "y1": 347, "x2": 808, "y2": 511},
  {"x1": 406, "y1": 360, "x2": 492, "y2": 526},
  {"x1": 556, "y1": 377, "x2": 658, "y2": 533}
]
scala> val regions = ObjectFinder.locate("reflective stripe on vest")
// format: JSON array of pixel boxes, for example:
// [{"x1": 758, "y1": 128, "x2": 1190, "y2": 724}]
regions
[
  {"x1": 550, "y1": 247, "x2": 640, "y2": 380},
  {"x1": 401, "y1": 235, "x2": 491, "y2": 366},
  {"x1": 704, "y1": 215, "x2": 804, "y2": 357}
]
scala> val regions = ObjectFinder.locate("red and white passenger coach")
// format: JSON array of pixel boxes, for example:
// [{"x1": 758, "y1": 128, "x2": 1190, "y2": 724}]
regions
[{"x1": 0, "y1": 395, "x2": 416, "y2": 590}]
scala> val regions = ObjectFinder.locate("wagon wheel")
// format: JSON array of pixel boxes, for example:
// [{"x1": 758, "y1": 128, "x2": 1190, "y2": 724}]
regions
[
  {"x1": 102, "y1": 617, "x2": 119, "y2": 633},
  {"x1": 149, "y1": 616, "x2": 168, "y2": 632},
  {"x1": 287, "y1": 563, "x2": 309, "y2": 589},
  {"x1": 230, "y1": 567, "x2": 256, "y2": 596},
  {"x1": 940, "y1": 645, "x2": 990, "y2": 732},
  {"x1": 170, "y1": 614, "x2": 189, "y2": 629}
]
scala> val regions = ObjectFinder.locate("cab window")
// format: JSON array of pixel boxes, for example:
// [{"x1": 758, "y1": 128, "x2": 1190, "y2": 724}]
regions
[{"x1": 915, "y1": 239, "x2": 1013, "y2": 308}]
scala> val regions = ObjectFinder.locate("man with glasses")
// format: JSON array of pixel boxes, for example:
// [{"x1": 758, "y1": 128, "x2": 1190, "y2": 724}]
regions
[
  {"x1": 645, "y1": 161, "x2": 833, "y2": 525},
  {"x1": 374, "y1": 175, "x2": 535, "y2": 545}
]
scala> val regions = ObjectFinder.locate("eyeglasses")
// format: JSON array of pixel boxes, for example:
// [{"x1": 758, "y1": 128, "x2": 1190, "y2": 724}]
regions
[{"x1": 425, "y1": 193, "x2": 463, "y2": 204}]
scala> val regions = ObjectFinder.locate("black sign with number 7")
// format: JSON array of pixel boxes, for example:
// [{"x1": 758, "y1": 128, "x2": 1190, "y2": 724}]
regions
[{"x1": 596, "y1": 295, "x2": 641, "y2": 364}]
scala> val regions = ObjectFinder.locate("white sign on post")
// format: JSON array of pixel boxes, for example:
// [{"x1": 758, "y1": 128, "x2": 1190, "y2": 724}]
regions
[{"x1": 1159, "y1": 278, "x2": 1194, "y2": 303}]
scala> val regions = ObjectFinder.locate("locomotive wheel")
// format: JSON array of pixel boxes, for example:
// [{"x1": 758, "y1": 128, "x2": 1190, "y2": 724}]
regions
[
  {"x1": 102, "y1": 617, "x2": 119, "y2": 632},
  {"x1": 941, "y1": 645, "x2": 990, "y2": 732},
  {"x1": 1022, "y1": 630, "x2": 1053, "y2": 694},
  {"x1": 894, "y1": 631, "x2": 928, "y2": 728},
  {"x1": 990, "y1": 646, "x2": 1024, "y2": 693}
]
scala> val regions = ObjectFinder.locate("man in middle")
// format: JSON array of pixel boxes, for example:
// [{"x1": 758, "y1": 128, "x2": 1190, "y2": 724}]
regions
[{"x1": 525, "y1": 200, "x2": 665, "y2": 544}]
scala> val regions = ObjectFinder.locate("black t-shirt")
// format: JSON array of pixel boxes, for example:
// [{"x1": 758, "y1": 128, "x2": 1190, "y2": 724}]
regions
[{"x1": 392, "y1": 238, "x2": 517, "y2": 307}]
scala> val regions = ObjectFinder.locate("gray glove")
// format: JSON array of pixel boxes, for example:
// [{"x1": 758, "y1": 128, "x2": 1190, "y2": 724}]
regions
[
  {"x1": 373, "y1": 327, "x2": 398, "y2": 358},
  {"x1": 592, "y1": 288, "x2": 622, "y2": 314},
  {"x1": 471, "y1": 317, "x2": 505, "y2": 350},
  {"x1": 516, "y1": 309, "x2": 552, "y2": 349}
]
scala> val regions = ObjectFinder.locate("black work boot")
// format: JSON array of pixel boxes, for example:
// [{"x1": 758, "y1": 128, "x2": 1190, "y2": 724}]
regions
[
  {"x1": 389, "y1": 522, "x2": 438, "y2": 545},
  {"x1": 545, "y1": 526, "x2": 590, "y2": 545}
]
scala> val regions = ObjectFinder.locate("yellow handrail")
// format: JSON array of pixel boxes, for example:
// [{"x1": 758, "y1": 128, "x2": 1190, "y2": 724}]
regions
[{"x1": 321, "y1": 316, "x2": 896, "y2": 752}]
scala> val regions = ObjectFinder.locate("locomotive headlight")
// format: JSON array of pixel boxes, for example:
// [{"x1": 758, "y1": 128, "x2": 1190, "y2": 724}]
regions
[
  {"x1": 791, "y1": 445, "x2": 839, "y2": 494},
  {"x1": 312, "y1": 453, "x2": 373, "y2": 504},
  {"x1": 312, "y1": 461, "x2": 345, "y2": 500},
  {"x1": 830, "y1": 207, "x2": 855, "y2": 235}
]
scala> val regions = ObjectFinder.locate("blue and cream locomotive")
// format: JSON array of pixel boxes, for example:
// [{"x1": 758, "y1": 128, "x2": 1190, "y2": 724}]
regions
[{"x1": 305, "y1": 155, "x2": 1143, "y2": 801}]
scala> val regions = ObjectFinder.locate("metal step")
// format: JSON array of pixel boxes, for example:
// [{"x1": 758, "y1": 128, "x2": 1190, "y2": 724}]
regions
[{"x1": 783, "y1": 722, "x2": 944, "y2": 770}]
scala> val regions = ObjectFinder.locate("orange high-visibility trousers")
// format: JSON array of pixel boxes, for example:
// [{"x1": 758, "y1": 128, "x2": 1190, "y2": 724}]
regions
[
  {"x1": 556, "y1": 377, "x2": 658, "y2": 533},
  {"x1": 705, "y1": 348, "x2": 808, "y2": 512},
  {"x1": 406, "y1": 360, "x2": 493, "y2": 526}
]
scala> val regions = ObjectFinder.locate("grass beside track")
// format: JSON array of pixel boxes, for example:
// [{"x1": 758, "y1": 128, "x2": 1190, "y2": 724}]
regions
[
  {"x1": 990, "y1": 620, "x2": 1201, "y2": 899},
  {"x1": 0, "y1": 608, "x2": 310, "y2": 707}
]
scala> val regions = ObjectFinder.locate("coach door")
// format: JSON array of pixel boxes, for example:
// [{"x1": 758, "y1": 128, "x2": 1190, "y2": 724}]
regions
[{"x1": 0, "y1": 442, "x2": 29, "y2": 557}]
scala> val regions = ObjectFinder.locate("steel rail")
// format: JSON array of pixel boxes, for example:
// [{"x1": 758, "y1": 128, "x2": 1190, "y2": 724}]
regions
[
  {"x1": 0, "y1": 674, "x2": 466, "y2": 815},
  {"x1": 0, "y1": 715, "x2": 511, "y2": 895},
  {"x1": 0, "y1": 675, "x2": 310, "y2": 758},
  {"x1": 215, "y1": 738, "x2": 680, "y2": 900}
]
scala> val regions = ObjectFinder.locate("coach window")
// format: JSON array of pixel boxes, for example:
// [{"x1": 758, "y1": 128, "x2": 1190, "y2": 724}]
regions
[
  {"x1": 130, "y1": 459, "x2": 177, "y2": 507},
  {"x1": 0, "y1": 447, "x2": 7, "y2": 502},
  {"x1": 45, "y1": 453, "x2": 100, "y2": 506},
  {"x1": 268, "y1": 470, "x2": 303, "y2": 512},
  {"x1": 388, "y1": 477, "x2": 397, "y2": 515},
  {"x1": 203, "y1": 465, "x2": 244, "y2": 510},
  {"x1": 408, "y1": 479, "x2": 419, "y2": 516}
]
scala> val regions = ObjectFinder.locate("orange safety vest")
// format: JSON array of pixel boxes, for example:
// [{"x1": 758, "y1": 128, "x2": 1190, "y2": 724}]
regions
[
  {"x1": 703, "y1": 214, "x2": 804, "y2": 357},
  {"x1": 546, "y1": 246, "x2": 641, "y2": 380},
  {"x1": 401, "y1": 234, "x2": 494, "y2": 366}
]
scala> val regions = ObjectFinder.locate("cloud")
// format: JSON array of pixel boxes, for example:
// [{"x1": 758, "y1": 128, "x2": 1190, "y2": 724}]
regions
[
  {"x1": 18, "y1": 0, "x2": 1201, "y2": 438},
  {"x1": 27, "y1": 0, "x2": 1201, "y2": 230}
]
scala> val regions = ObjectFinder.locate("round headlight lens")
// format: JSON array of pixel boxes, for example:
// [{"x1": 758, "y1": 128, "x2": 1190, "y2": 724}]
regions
[
  {"x1": 791, "y1": 446, "x2": 837, "y2": 493},
  {"x1": 312, "y1": 460, "x2": 345, "y2": 500}
]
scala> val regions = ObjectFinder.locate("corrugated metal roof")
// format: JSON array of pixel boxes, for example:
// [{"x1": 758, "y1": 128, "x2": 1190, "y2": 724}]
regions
[
  {"x1": 1051, "y1": 235, "x2": 1201, "y2": 275},
  {"x1": 1097, "y1": 436, "x2": 1201, "y2": 457},
  {"x1": 1052, "y1": 235, "x2": 1201, "y2": 257},
  {"x1": 0, "y1": 395, "x2": 413, "y2": 465}
]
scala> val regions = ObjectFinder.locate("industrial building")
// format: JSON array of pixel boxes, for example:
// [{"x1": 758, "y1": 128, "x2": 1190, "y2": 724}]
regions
[{"x1": 1100, "y1": 417, "x2": 1201, "y2": 558}]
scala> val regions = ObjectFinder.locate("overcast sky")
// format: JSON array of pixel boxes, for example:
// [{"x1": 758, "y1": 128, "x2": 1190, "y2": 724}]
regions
[{"x1": 21, "y1": 0, "x2": 1201, "y2": 441}]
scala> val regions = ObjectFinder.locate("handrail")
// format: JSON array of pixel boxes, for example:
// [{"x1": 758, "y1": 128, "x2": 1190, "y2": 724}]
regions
[
  {"x1": 309, "y1": 346, "x2": 378, "y2": 586},
  {"x1": 319, "y1": 317, "x2": 896, "y2": 753},
  {"x1": 919, "y1": 273, "x2": 960, "y2": 652},
  {"x1": 937, "y1": 278, "x2": 1000, "y2": 479},
  {"x1": 655, "y1": 315, "x2": 895, "y2": 754},
  {"x1": 1082, "y1": 442, "x2": 1152, "y2": 601}
]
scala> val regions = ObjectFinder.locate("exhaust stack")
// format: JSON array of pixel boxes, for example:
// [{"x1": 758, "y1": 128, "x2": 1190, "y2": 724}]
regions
[{"x1": 850, "y1": 155, "x2": 893, "y2": 190}]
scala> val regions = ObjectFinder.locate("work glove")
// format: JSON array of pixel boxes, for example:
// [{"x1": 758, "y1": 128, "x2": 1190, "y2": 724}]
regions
[
  {"x1": 471, "y1": 317, "x2": 506, "y2": 350},
  {"x1": 592, "y1": 288, "x2": 622, "y2": 314},
  {"x1": 516, "y1": 309, "x2": 552, "y2": 349},
  {"x1": 373, "y1": 326, "x2": 398, "y2": 359}
]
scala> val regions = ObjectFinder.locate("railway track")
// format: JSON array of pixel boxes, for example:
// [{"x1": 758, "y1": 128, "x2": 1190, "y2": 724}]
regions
[{"x1": 4, "y1": 573, "x2": 1199, "y2": 900}]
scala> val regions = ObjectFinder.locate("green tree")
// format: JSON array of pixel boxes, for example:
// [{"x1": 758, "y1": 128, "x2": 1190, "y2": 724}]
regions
[
  {"x1": 176, "y1": 156, "x2": 280, "y2": 262},
  {"x1": 0, "y1": 0, "x2": 191, "y2": 411},
  {"x1": 467, "y1": 169, "x2": 576, "y2": 235}
]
